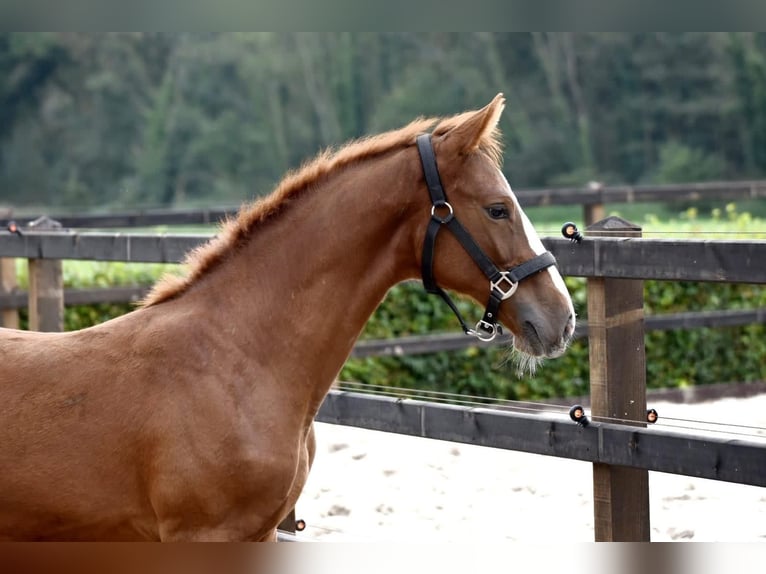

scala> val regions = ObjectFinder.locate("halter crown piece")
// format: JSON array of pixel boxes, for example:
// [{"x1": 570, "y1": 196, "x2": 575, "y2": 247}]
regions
[{"x1": 416, "y1": 133, "x2": 557, "y2": 342}]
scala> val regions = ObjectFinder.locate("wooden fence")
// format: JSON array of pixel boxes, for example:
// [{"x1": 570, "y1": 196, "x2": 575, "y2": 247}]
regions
[{"x1": 1, "y1": 219, "x2": 765, "y2": 542}]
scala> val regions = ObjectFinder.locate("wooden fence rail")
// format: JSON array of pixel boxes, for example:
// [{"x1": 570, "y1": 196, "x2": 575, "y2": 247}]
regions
[
  {"x1": 317, "y1": 390, "x2": 766, "y2": 488},
  {"x1": 0, "y1": 286, "x2": 150, "y2": 310},
  {"x1": 1, "y1": 231, "x2": 765, "y2": 283}
]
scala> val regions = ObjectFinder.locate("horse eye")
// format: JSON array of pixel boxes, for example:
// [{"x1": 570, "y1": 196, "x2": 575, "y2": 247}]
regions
[{"x1": 486, "y1": 205, "x2": 509, "y2": 220}]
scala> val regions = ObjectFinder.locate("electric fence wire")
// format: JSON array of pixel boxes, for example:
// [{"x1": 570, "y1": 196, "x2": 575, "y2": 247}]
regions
[
  {"x1": 539, "y1": 229, "x2": 766, "y2": 237},
  {"x1": 333, "y1": 381, "x2": 766, "y2": 440}
]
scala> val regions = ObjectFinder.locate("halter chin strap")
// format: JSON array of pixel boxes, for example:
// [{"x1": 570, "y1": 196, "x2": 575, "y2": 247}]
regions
[{"x1": 416, "y1": 133, "x2": 557, "y2": 342}]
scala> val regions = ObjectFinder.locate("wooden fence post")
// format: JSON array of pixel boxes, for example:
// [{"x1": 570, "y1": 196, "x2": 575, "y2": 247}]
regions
[
  {"x1": 0, "y1": 259, "x2": 19, "y2": 330},
  {"x1": 583, "y1": 203, "x2": 605, "y2": 227},
  {"x1": 278, "y1": 509, "x2": 297, "y2": 534},
  {"x1": 0, "y1": 258, "x2": 19, "y2": 329},
  {"x1": 27, "y1": 218, "x2": 65, "y2": 332},
  {"x1": 582, "y1": 182, "x2": 605, "y2": 226},
  {"x1": 0, "y1": 207, "x2": 19, "y2": 329},
  {"x1": 586, "y1": 216, "x2": 650, "y2": 541}
]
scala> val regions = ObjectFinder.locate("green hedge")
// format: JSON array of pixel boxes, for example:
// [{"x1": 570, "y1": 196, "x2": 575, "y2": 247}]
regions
[
  {"x1": 12, "y1": 261, "x2": 766, "y2": 400},
  {"x1": 643, "y1": 280, "x2": 766, "y2": 390},
  {"x1": 343, "y1": 278, "x2": 766, "y2": 400}
]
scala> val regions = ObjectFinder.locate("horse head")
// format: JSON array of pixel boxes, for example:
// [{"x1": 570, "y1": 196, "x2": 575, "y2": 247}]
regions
[{"x1": 416, "y1": 93, "x2": 575, "y2": 368}]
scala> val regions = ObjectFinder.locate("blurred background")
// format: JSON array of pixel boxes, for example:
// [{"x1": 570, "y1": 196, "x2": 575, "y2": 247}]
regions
[{"x1": 2, "y1": 32, "x2": 766, "y2": 216}]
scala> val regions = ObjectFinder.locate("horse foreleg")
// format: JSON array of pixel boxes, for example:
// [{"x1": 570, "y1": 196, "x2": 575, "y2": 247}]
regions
[
  {"x1": 258, "y1": 528, "x2": 277, "y2": 542},
  {"x1": 273, "y1": 423, "x2": 317, "y2": 534}
]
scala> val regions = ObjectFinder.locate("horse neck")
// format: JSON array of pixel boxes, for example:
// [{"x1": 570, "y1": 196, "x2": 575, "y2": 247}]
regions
[{"x1": 177, "y1": 148, "x2": 426, "y2": 410}]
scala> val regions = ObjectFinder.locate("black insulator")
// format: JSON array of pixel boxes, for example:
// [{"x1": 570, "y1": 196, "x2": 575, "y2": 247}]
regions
[
  {"x1": 561, "y1": 221, "x2": 583, "y2": 243},
  {"x1": 646, "y1": 408, "x2": 659, "y2": 424},
  {"x1": 569, "y1": 404, "x2": 589, "y2": 427},
  {"x1": 295, "y1": 519, "x2": 307, "y2": 532}
]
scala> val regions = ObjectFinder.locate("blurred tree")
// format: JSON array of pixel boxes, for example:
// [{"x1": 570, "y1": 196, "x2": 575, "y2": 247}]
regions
[
  {"x1": 651, "y1": 141, "x2": 727, "y2": 184},
  {"x1": 726, "y1": 32, "x2": 766, "y2": 176},
  {"x1": 0, "y1": 33, "x2": 64, "y2": 139},
  {"x1": 2, "y1": 32, "x2": 766, "y2": 210}
]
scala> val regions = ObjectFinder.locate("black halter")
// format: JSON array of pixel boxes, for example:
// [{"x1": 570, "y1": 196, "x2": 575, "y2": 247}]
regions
[{"x1": 416, "y1": 133, "x2": 557, "y2": 342}]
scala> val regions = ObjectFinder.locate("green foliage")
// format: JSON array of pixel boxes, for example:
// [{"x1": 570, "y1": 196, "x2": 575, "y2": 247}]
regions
[
  {"x1": 644, "y1": 283, "x2": 766, "y2": 387},
  {"x1": 651, "y1": 141, "x2": 728, "y2": 184}
]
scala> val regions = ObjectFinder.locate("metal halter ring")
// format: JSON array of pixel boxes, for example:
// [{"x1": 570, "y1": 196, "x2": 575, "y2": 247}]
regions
[
  {"x1": 490, "y1": 271, "x2": 518, "y2": 300},
  {"x1": 469, "y1": 320, "x2": 498, "y2": 342},
  {"x1": 430, "y1": 201, "x2": 454, "y2": 223}
]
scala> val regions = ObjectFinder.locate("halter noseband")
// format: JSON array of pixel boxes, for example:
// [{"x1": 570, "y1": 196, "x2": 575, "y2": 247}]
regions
[{"x1": 416, "y1": 133, "x2": 557, "y2": 342}]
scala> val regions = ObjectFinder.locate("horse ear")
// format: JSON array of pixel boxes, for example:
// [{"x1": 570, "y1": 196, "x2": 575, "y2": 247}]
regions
[{"x1": 440, "y1": 93, "x2": 506, "y2": 156}]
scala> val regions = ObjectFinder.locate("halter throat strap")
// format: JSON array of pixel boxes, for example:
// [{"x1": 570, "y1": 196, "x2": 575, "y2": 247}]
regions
[{"x1": 416, "y1": 133, "x2": 556, "y2": 341}]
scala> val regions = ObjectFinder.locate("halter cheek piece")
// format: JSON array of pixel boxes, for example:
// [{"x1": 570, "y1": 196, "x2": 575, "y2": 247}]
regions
[{"x1": 416, "y1": 133, "x2": 557, "y2": 342}]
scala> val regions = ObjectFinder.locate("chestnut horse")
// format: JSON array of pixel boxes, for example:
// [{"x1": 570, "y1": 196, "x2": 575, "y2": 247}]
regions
[{"x1": 0, "y1": 94, "x2": 574, "y2": 541}]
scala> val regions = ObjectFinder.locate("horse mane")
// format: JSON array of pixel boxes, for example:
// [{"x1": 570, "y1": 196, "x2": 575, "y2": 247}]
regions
[{"x1": 141, "y1": 109, "x2": 503, "y2": 307}]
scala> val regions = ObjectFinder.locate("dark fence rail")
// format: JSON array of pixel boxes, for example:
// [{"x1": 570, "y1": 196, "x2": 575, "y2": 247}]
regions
[
  {"x1": 317, "y1": 391, "x2": 766, "y2": 488},
  {"x1": 5, "y1": 208, "x2": 233, "y2": 229},
  {"x1": 0, "y1": 231, "x2": 201, "y2": 264},
  {"x1": 0, "y1": 286, "x2": 150, "y2": 309},
  {"x1": 548, "y1": 238, "x2": 766, "y2": 283},
  {"x1": 1, "y1": 231, "x2": 765, "y2": 284},
  {"x1": 4, "y1": 180, "x2": 766, "y2": 229}
]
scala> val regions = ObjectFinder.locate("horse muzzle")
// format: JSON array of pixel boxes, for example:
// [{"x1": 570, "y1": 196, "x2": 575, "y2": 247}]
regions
[{"x1": 513, "y1": 307, "x2": 575, "y2": 358}]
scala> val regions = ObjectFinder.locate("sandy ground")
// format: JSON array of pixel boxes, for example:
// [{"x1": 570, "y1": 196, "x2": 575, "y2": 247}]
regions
[{"x1": 295, "y1": 393, "x2": 766, "y2": 542}]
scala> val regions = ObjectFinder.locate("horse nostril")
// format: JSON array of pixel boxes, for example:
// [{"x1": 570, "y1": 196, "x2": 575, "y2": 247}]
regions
[
  {"x1": 564, "y1": 313, "x2": 575, "y2": 338},
  {"x1": 522, "y1": 320, "x2": 545, "y2": 354}
]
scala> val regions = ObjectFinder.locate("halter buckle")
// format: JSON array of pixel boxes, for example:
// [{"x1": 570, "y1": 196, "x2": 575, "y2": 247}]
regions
[
  {"x1": 490, "y1": 272, "x2": 518, "y2": 300},
  {"x1": 469, "y1": 320, "x2": 498, "y2": 342}
]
